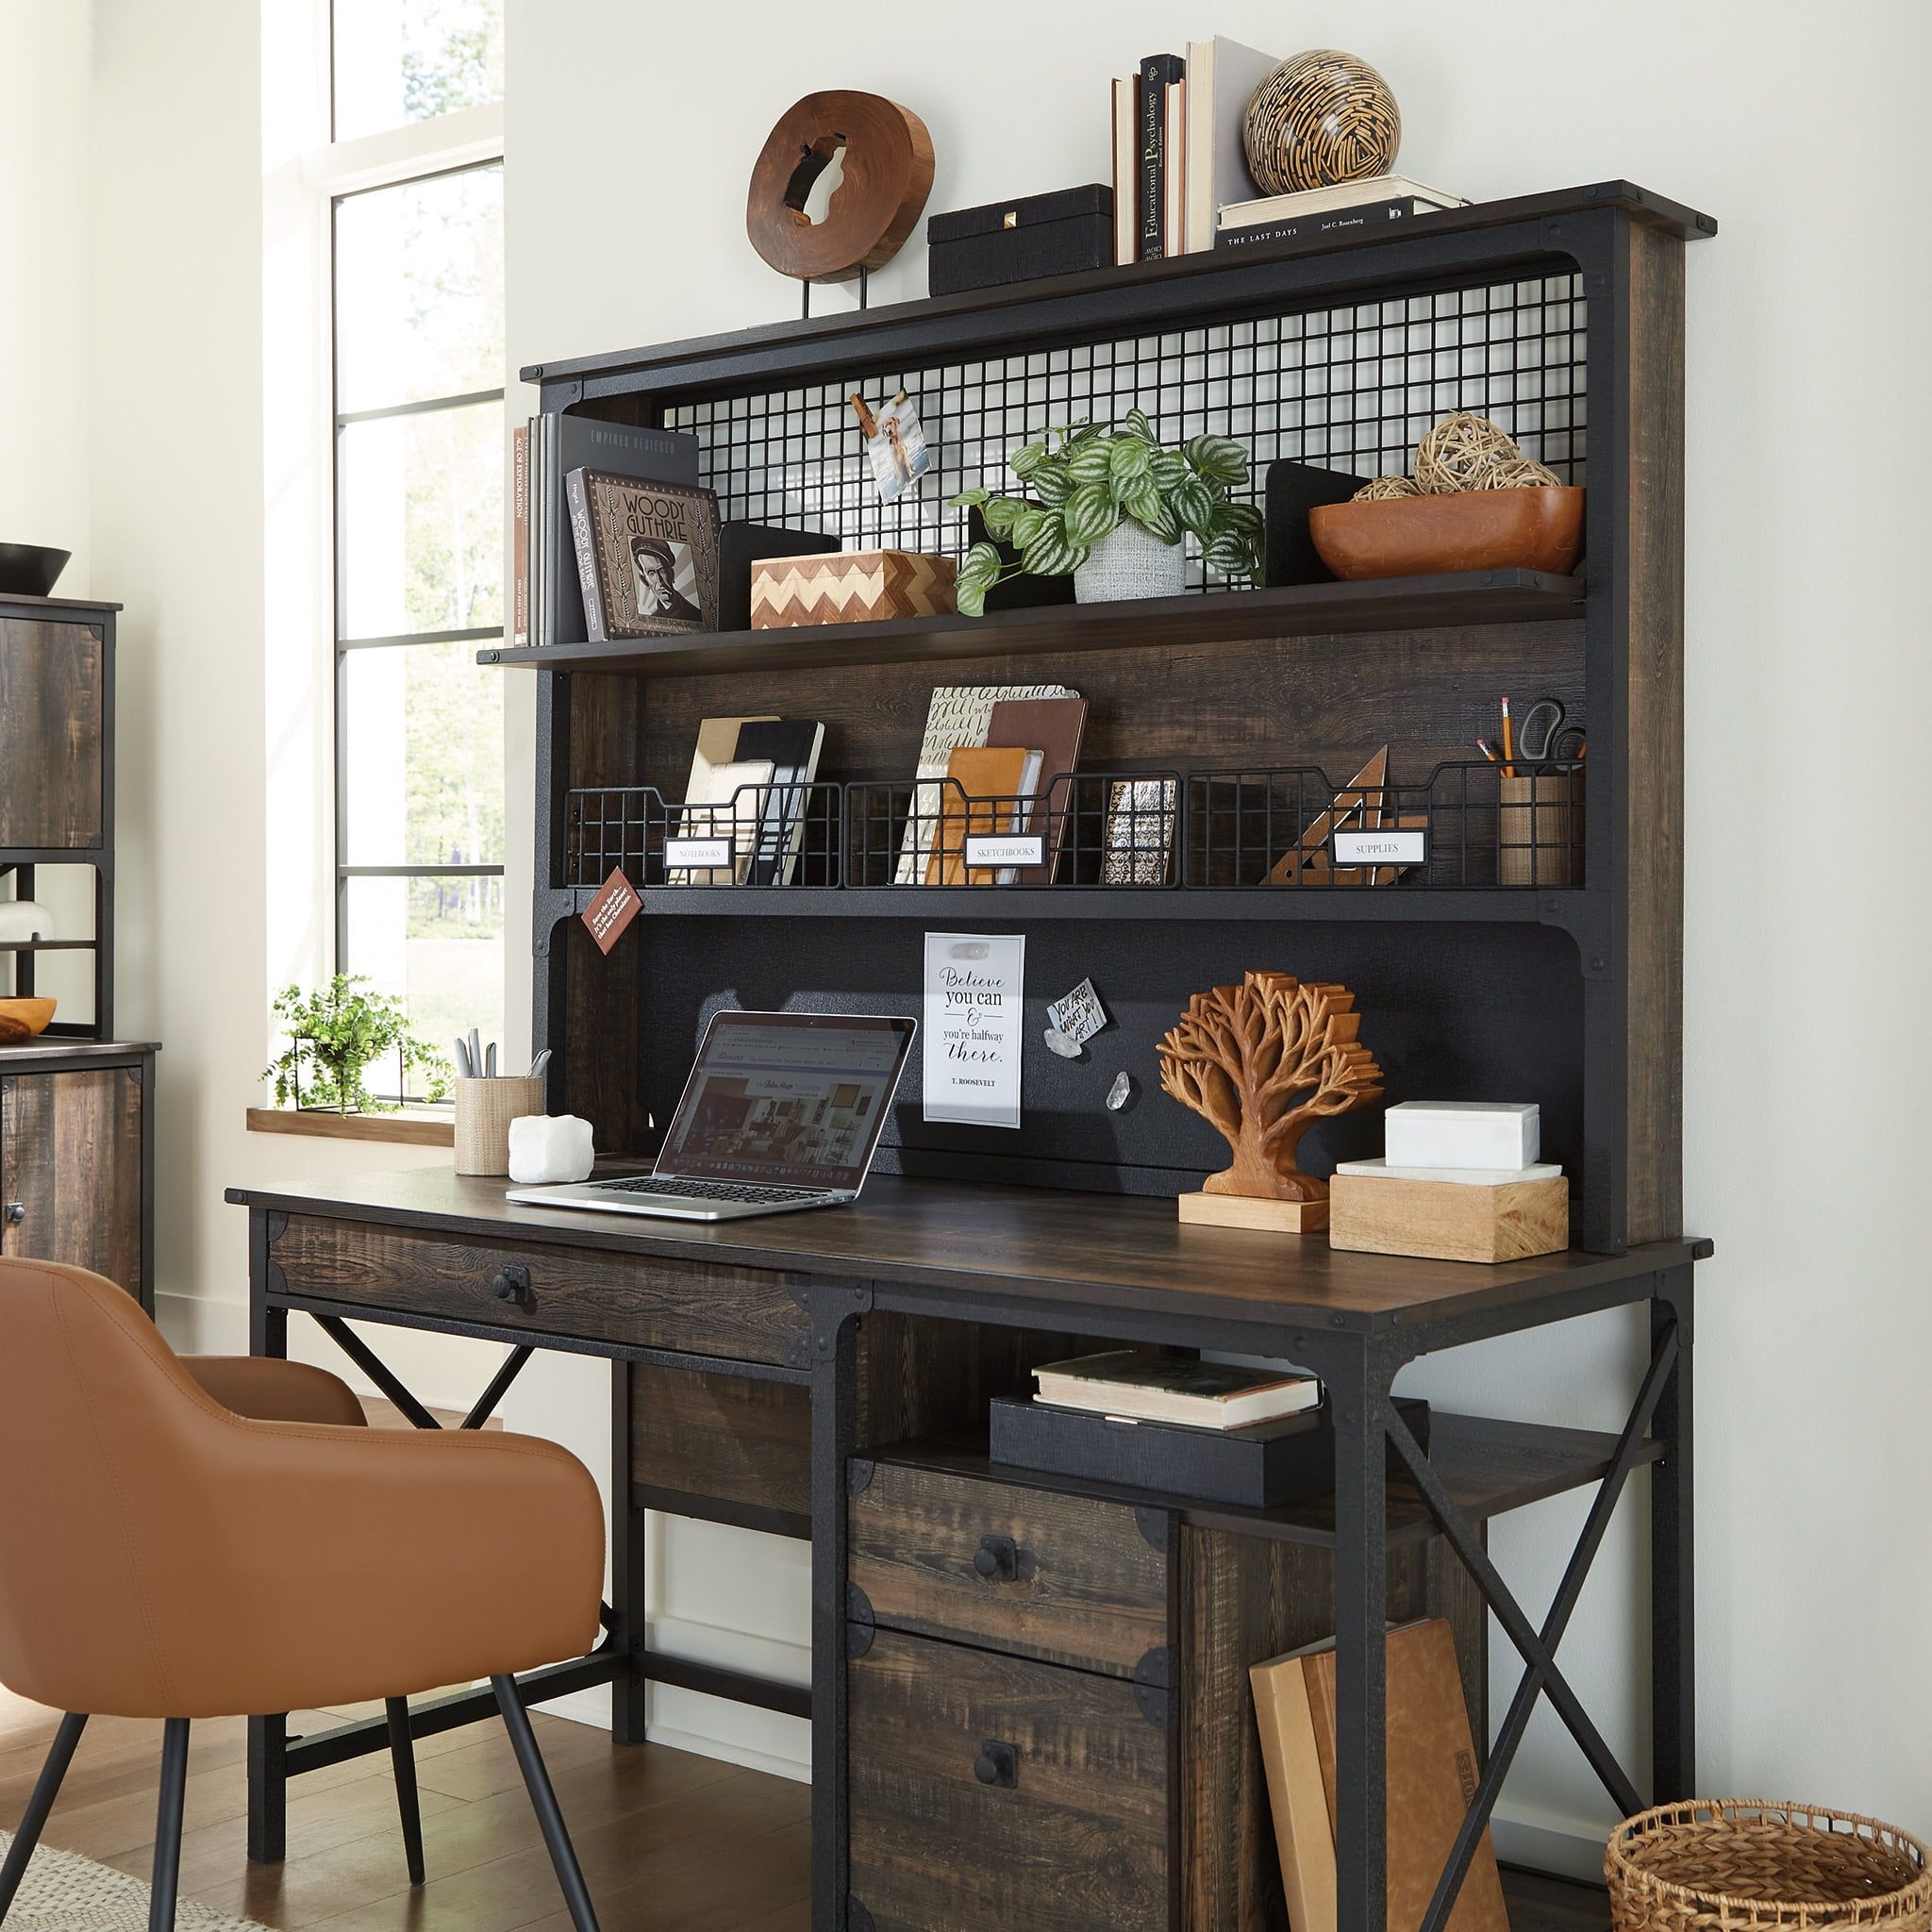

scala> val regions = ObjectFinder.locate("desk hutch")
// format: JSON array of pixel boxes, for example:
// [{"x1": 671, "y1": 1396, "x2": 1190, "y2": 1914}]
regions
[{"x1": 231, "y1": 182, "x2": 1713, "y2": 1932}]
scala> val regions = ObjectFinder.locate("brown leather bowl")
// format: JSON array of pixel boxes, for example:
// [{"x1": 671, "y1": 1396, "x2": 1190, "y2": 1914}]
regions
[
  {"x1": 0, "y1": 997, "x2": 58, "y2": 1043},
  {"x1": 1309, "y1": 486, "x2": 1585, "y2": 580}
]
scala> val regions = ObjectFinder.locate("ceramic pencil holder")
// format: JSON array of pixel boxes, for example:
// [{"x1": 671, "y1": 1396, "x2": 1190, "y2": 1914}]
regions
[
  {"x1": 1499, "y1": 770, "x2": 1584, "y2": 888},
  {"x1": 454, "y1": 1075, "x2": 544, "y2": 1176}
]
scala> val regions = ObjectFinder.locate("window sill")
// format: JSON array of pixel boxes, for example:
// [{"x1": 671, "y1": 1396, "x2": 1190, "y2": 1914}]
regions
[{"x1": 245, "y1": 1106, "x2": 454, "y2": 1148}]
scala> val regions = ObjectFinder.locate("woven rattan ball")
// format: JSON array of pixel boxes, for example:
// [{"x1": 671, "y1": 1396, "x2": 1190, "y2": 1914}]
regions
[
  {"x1": 1475, "y1": 458, "x2": 1561, "y2": 490},
  {"x1": 1413, "y1": 411, "x2": 1521, "y2": 493},
  {"x1": 1242, "y1": 50, "x2": 1401, "y2": 197},
  {"x1": 1352, "y1": 475, "x2": 1422, "y2": 501}
]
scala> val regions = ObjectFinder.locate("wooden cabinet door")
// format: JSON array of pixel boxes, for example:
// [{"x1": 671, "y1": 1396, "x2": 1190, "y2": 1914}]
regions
[
  {"x1": 0, "y1": 618, "x2": 105, "y2": 848},
  {"x1": 0, "y1": 1069, "x2": 142, "y2": 1299}
]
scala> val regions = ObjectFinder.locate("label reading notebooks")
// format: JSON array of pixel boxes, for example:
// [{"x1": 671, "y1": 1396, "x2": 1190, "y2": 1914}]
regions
[{"x1": 664, "y1": 836, "x2": 734, "y2": 871}]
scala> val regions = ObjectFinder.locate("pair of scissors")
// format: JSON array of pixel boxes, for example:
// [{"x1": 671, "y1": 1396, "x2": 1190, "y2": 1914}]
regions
[{"x1": 1516, "y1": 697, "x2": 1587, "y2": 762}]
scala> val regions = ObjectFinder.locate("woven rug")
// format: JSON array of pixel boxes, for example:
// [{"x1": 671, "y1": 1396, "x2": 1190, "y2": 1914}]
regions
[{"x1": 0, "y1": 1831, "x2": 272, "y2": 1932}]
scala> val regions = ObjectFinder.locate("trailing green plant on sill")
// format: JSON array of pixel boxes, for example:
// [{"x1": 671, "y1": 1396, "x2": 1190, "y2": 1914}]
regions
[
  {"x1": 949, "y1": 410, "x2": 1265, "y2": 616},
  {"x1": 263, "y1": 974, "x2": 453, "y2": 1115}
]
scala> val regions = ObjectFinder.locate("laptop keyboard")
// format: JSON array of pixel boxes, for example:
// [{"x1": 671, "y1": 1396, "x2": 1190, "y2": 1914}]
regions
[{"x1": 604, "y1": 1176, "x2": 820, "y2": 1204}]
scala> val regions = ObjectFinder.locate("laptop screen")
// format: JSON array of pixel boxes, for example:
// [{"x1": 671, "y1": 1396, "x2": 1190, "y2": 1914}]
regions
[{"x1": 656, "y1": 1011, "x2": 917, "y2": 1192}]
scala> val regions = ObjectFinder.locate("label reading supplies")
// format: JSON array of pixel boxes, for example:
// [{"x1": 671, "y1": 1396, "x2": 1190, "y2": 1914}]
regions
[
  {"x1": 664, "y1": 836, "x2": 734, "y2": 870},
  {"x1": 1332, "y1": 828, "x2": 1427, "y2": 867},
  {"x1": 964, "y1": 833, "x2": 1045, "y2": 871}
]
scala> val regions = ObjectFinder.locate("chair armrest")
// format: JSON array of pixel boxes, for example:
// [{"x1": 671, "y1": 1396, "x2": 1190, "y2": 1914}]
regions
[{"x1": 183, "y1": 1356, "x2": 367, "y2": 1427}]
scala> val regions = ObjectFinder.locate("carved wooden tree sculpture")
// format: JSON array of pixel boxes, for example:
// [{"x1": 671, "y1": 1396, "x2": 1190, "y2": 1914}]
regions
[{"x1": 1158, "y1": 972, "x2": 1383, "y2": 1201}]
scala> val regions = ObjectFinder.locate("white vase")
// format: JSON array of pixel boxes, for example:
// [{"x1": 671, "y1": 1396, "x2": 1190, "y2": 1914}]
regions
[{"x1": 1074, "y1": 518, "x2": 1186, "y2": 604}]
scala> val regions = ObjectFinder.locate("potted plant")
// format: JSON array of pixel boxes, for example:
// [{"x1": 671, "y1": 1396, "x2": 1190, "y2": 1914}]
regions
[
  {"x1": 950, "y1": 410, "x2": 1264, "y2": 612},
  {"x1": 264, "y1": 974, "x2": 453, "y2": 1115}
]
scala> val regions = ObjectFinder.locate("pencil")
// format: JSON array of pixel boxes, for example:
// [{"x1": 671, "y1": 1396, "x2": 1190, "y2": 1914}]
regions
[
  {"x1": 1500, "y1": 696, "x2": 1515, "y2": 778},
  {"x1": 1475, "y1": 739, "x2": 1499, "y2": 763}
]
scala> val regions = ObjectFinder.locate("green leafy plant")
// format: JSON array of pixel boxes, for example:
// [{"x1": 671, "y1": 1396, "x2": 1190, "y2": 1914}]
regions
[
  {"x1": 949, "y1": 409, "x2": 1265, "y2": 616},
  {"x1": 264, "y1": 974, "x2": 453, "y2": 1114}
]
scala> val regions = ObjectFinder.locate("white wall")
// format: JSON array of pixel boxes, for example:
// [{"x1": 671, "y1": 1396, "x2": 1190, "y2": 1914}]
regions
[
  {"x1": 505, "y1": 0, "x2": 1932, "y2": 1854},
  {"x1": 12, "y1": 0, "x2": 1927, "y2": 1868}
]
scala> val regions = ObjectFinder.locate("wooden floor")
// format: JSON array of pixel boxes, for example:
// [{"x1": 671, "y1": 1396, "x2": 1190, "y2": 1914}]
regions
[
  {"x1": 1, "y1": 1678, "x2": 1612, "y2": 1932},
  {"x1": 0, "y1": 1685, "x2": 809, "y2": 1931}
]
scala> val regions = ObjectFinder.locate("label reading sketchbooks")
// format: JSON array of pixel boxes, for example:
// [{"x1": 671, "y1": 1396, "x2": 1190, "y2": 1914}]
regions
[
  {"x1": 1333, "y1": 829, "x2": 1428, "y2": 866},
  {"x1": 663, "y1": 836, "x2": 733, "y2": 870},
  {"x1": 581, "y1": 867, "x2": 641, "y2": 955},
  {"x1": 964, "y1": 834, "x2": 1045, "y2": 871}
]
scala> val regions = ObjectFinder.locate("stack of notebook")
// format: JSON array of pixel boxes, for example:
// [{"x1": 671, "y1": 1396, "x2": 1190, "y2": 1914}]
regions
[
  {"x1": 676, "y1": 715, "x2": 824, "y2": 886},
  {"x1": 899, "y1": 686, "x2": 1089, "y2": 887}
]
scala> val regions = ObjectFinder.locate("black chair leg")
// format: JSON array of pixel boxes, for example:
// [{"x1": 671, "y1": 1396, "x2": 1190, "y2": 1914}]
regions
[
  {"x1": 147, "y1": 1718, "x2": 190, "y2": 1932},
  {"x1": 490, "y1": 1676, "x2": 598, "y2": 1932},
  {"x1": 0, "y1": 1710, "x2": 88, "y2": 1924},
  {"x1": 384, "y1": 1697, "x2": 425, "y2": 1886}
]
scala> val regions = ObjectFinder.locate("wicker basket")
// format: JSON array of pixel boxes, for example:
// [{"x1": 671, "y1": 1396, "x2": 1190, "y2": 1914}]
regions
[
  {"x1": 1608, "y1": 1802, "x2": 1932, "y2": 1932},
  {"x1": 453, "y1": 1075, "x2": 544, "y2": 1177}
]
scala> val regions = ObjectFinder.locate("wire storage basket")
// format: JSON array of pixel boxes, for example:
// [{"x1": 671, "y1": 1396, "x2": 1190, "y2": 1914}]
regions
[{"x1": 1607, "y1": 1803, "x2": 1932, "y2": 1932}]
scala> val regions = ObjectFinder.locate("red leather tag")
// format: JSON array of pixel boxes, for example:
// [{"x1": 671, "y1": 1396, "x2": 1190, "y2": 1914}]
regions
[{"x1": 581, "y1": 867, "x2": 641, "y2": 954}]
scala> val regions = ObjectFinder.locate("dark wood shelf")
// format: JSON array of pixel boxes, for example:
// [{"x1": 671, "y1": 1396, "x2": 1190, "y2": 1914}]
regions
[
  {"x1": 565, "y1": 885, "x2": 1590, "y2": 925},
  {"x1": 0, "y1": 937, "x2": 94, "y2": 952},
  {"x1": 482, "y1": 569, "x2": 1583, "y2": 678},
  {"x1": 879, "y1": 1412, "x2": 1663, "y2": 1550}
]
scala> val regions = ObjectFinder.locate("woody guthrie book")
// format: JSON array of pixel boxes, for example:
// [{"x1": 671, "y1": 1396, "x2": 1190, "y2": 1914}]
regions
[{"x1": 566, "y1": 470, "x2": 720, "y2": 641}]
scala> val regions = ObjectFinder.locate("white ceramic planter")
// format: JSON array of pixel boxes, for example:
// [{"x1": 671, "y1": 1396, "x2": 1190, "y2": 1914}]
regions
[{"x1": 1074, "y1": 518, "x2": 1186, "y2": 604}]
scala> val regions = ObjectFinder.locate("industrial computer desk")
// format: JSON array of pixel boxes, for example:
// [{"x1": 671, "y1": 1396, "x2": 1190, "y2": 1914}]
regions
[{"x1": 227, "y1": 1167, "x2": 1703, "y2": 1932}]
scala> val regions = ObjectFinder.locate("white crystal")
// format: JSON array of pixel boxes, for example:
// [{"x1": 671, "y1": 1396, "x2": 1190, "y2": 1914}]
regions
[
  {"x1": 1042, "y1": 1027, "x2": 1082, "y2": 1059},
  {"x1": 506, "y1": 1113, "x2": 595, "y2": 1184},
  {"x1": 1107, "y1": 1072, "x2": 1133, "y2": 1110}
]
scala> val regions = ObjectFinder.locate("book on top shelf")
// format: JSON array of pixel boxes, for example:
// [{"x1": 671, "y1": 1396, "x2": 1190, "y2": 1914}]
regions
[
  {"x1": 1216, "y1": 195, "x2": 1443, "y2": 251},
  {"x1": 1031, "y1": 1350, "x2": 1320, "y2": 1430},
  {"x1": 567, "y1": 471, "x2": 719, "y2": 642},
  {"x1": 1137, "y1": 53, "x2": 1183, "y2": 259},
  {"x1": 1182, "y1": 36, "x2": 1277, "y2": 252},
  {"x1": 1218, "y1": 173, "x2": 1464, "y2": 229}
]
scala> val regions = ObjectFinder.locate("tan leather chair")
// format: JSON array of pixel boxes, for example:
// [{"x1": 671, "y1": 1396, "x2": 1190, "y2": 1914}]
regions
[{"x1": 0, "y1": 1257, "x2": 607, "y2": 1932}]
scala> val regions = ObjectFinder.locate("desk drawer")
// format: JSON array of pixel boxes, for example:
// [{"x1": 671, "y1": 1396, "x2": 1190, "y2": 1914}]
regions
[
  {"x1": 848, "y1": 1460, "x2": 1168, "y2": 1678},
  {"x1": 849, "y1": 1627, "x2": 1168, "y2": 1932},
  {"x1": 272, "y1": 1216, "x2": 810, "y2": 1366}
]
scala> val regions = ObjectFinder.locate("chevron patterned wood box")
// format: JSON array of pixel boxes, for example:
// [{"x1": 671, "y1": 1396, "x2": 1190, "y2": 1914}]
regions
[{"x1": 751, "y1": 548, "x2": 958, "y2": 627}]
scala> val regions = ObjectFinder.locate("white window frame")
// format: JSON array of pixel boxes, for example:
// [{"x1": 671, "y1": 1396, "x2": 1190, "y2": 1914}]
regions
[{"x1": 310, "y1": 99, "x2": 507, "y2": 1030}]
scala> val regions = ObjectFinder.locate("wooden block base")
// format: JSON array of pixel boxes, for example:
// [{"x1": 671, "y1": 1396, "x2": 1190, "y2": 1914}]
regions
[
  {"x1": 1177, "y1": 1191, "x2": 1329, "y2": 1234},
  {"x1": 1328, "y1": 1173, "x2": 1569, "y2": 1263}
]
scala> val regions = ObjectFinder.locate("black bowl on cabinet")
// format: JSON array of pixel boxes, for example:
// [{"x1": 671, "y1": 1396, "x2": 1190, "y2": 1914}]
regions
[{"x1": 0, "y1": 544, "x2": 71, "y2": 596}]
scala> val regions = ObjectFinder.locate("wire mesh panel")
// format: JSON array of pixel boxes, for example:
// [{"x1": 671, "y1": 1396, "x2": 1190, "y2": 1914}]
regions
[
  {"x1": 845, "y1": 772, "x2": 1181, "y2": 888},
  {"x1": 664, "y1": 275, "x2": 1585, "y2": 590},
  {"x1": 567, "y1": 785, "x2": 843, "y2": 889},
  {"x1": 1184, "y1": 761, "x2": 1585, "y2": 888}
]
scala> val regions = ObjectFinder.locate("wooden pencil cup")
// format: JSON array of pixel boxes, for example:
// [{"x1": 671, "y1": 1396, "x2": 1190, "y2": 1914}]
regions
[
  {"x1": 454, "y1": 1075, "x2": 544, "y2": 1176},
  {"x1": 1499, "y1": 770, "x2": 1584, "y2": 887}
]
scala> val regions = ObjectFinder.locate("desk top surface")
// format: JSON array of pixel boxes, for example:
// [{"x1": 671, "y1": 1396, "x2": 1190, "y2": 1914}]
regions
[{"x1": 229, "y1": 1167, "x2": 1706, "y2": 1340}]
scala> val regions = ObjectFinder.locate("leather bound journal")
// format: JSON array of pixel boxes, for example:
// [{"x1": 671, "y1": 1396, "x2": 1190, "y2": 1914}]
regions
[
  {"x1": 985, "y1": 695, "x2": 1089, "y2": 885},
  {"x1": 926, "y1": 745, "x2": 1041, "y2": 885}
]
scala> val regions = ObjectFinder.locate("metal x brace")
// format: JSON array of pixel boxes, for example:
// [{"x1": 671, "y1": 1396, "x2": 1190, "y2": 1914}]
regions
[
  {"x1": 1390, "y1": 1320, "x2": 1681, "y2": 1932},
  {"x1": 308, "y1": 1313, "x2": 534, "y2": 1431}
]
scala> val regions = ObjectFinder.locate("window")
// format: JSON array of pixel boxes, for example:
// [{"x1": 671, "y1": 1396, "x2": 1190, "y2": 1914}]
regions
[{"x1": 329, "y1": 5, "x2": 505, "y2": 1066}]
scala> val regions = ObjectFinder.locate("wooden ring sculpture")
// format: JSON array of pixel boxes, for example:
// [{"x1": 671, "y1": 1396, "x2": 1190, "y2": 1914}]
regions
[{"x1": 746, "y1": 92, "x2": 935, "y2": 285}]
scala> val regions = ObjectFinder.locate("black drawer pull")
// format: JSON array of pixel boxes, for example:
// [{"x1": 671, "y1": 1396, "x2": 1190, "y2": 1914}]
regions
[
  {"x1": 3, "y1": 1203, "x2": 23, "y2": 1225},
  {"x1": 972, "y1": 1534, "x2": 1019, "y2": 1582},
  {"x1": 974, "y1": 1740, "x2": 1018, "y2": 1789},
  {"x1": 491, "y1": 1264, "x2": 532, "y2": 1306}
]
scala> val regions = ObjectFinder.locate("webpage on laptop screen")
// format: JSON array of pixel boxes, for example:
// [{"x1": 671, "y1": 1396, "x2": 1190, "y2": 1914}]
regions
[{"x1": 661, "y1": 1019, "x2": 907, "y2": 1190}]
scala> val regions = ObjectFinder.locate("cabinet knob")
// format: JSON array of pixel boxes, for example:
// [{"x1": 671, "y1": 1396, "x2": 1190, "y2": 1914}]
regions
[
  {"x1": 491, "y1": 1264, "x2": 532, "y2": 1306},
  {"x1": 972, "y1": 1534, "x2": 1019, "y2": 1582},
  {"x1": 3, "y1": 1203, "x2": 23, "y2": 1225},
  {"x1": 973, "y1": 1740, "x2": 1018, "y2": 1789}
]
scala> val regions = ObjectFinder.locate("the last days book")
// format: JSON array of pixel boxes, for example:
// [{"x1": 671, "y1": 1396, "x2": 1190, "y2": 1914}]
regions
[{"x1": 566, "y1": 469, "x2": 721, "y2": 641}]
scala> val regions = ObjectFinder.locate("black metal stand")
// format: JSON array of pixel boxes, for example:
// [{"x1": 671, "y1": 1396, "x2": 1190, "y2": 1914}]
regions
[
  {"x1": 0, "y1": 1710, "x2": 88, "y2": 1923},
  {"x1": 491, "y1": 1676, "x2": 601, "y2": 1932}
]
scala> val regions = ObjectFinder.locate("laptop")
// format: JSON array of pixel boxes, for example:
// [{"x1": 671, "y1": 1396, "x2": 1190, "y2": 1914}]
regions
[{"x1": 506, "y1": 1009, "x2": 918, "y2": 1222}]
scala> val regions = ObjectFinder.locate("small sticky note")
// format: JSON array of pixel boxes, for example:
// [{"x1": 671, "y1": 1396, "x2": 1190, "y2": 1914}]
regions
[{"x1": 1047, "y1": 977, "x2": 1108, "y2": 1046}]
